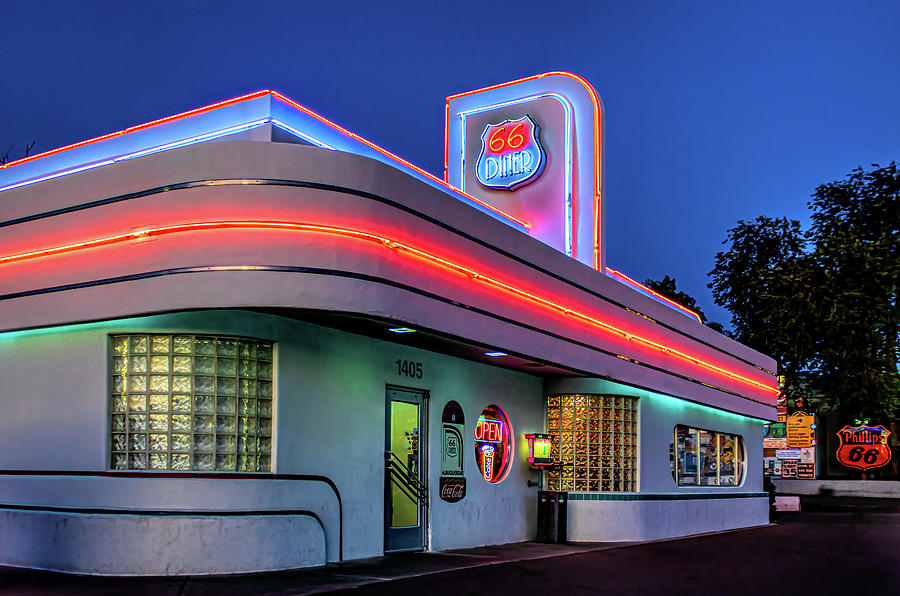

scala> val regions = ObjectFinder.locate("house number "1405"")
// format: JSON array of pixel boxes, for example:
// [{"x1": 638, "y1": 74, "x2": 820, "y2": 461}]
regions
[{"x1": 396, "y1": 359, "x2": 423, "y2": 379}]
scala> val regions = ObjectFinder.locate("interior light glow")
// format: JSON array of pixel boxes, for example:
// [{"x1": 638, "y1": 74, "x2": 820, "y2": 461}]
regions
[
  {"x1": 388, "y1": 327, "x2": 417, "y2": 334},
  {"x1": 484, "y1": 351, "x2": 508, "y2": 357},
  {"x1": 605, "y1": 268, "x2": 703, "y2": 324},
  {"x1": 446, "y1": 71, "x2": 602, "y2": 267},
  {"x1": 0, "y1": 219, "x2": 778, "y2": 401}
]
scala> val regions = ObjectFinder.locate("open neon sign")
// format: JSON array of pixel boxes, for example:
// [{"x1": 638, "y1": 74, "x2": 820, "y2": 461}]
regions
[
  {"x1": 474, "y1": 406, "x2": 513, "y2": 483},
  {"x1": 474, "y1": 417, "x2": 505, "y2": 443}
]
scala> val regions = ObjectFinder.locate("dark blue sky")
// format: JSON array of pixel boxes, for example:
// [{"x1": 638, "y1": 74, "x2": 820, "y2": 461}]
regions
[{"x1": 3, "y1": 1, "x2": 898, "y2": 326}]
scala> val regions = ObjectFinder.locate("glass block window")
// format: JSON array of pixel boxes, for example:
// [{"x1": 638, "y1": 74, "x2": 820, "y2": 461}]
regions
[
  {"x1": 546, "y1": 394, "x2": 638, "y2": 492},
  {"x1": 110, "y1": 334, "x2": 274, "y2": 472}
]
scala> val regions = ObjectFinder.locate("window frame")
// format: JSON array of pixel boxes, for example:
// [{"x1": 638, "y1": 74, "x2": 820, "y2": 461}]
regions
[{"x1": 670, "y1": 425, "x2": 744, "y2": 487}]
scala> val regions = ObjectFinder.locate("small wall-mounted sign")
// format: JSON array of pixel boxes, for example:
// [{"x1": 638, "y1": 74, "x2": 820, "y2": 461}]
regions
[
  {"x1": 781, "y1": 458, "x2": 799, "y2": 478},
  {"x1": 836, "y1": 424, "x2": 892, "y2": 471},
  {"x1": 763, "y1": 421, "x2": 787, "y2": 449},
  {"x1": 440, "y1": 401, "x2": 466, "y2": 502},
  {"x1": 786, "y1": 411, "x2": 815, "y2": 448}
]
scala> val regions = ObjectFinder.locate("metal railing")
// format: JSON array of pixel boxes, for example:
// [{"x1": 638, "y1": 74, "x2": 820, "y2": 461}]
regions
[{"x1": 388, "y1": 452, "x2": 427, "y2": 506}]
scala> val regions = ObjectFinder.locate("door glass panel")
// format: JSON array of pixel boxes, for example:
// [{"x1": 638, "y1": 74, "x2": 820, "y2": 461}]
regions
[{"x1": 390, "y1": 400, "x2": 419, "y2": 528}]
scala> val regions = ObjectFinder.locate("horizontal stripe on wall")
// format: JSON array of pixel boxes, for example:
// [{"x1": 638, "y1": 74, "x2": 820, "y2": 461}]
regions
[
  {"x1": 0, "y1": 177, "x2": 773, "y2": 376},
  {"x1": 566, "y1": 492, "x2": 768, "y2": 501}
]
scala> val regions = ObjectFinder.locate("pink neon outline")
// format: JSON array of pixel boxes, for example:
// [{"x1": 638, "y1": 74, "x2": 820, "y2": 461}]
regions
[
  {"x1": 0, "y1": 90, "x2": 530, "y2": 230},
  {"x1": 444, "y1": 71, "x2": 602, "y2": 267},
  {"x1": 0, "y1": 220, "x2": 777, "y2": 401},
  {"x1": 606, "y1": 268, "x2": 703, "y2": 324},
  {"x1": 265, "y1": 91, "x2": 530, "y2": 229},
  {"x1": 444, "y1": 73, "x2": 705, "y2": 324},
  {"x1": 0, "y1": 90, "x2": 272, "y2": 171}
]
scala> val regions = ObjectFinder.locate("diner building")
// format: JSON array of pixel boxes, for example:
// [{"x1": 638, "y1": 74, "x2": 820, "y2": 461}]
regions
[{"x1": 0, "y1": 73, "x2": 777, "y2": 575}]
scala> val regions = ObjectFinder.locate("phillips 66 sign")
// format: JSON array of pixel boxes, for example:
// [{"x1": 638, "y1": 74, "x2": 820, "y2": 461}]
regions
[
  {"x1": 836, "y1": 424, "x2": 892, "y2": 471},
  {"x1": 475, "y1": 115, "x2": 546, "y2": 191}
]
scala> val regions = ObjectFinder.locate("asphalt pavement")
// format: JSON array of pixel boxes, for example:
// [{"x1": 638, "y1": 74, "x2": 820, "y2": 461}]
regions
[{"x1": 2, "y1": 510, "x2": 898, "y2": 595}]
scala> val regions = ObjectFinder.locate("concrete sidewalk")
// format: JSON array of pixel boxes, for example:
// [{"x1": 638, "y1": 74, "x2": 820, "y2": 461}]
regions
[
  {"x1": 0, "y1": 540, "x2": 631, "y2": 595},
  {"x1": 4, "y1": 512, "x2": 895, "y2": 595}
]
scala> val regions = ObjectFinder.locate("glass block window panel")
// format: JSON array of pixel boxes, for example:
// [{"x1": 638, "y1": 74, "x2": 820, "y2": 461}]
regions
[
  {"x1": 546, "y1": 394, "x2": 638, "y2": 492},
  {"x1": 670, "y1": 425, "x2": 745, "y2": 487},
  {"x1": 111, "y1": 334, "x2": 274, "y2": 472}
]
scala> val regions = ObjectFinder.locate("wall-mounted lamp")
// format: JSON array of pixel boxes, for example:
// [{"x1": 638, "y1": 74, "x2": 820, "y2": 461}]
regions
[{"x1": 525, "y1": 433, "x2": 554, "y2": 465}]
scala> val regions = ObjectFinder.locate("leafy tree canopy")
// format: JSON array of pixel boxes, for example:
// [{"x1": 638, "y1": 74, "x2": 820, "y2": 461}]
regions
[
  {"x1": 709, "y1": 163, "x2": 899, "y2": 419},
  {"x1": 643, "y1": 275, "x2": 708, "y2": 323}
]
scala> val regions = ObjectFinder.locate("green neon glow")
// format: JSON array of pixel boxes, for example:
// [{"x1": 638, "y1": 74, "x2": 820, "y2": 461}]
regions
[
  {"x1": 646, "y1": 389, "x2": 770, "y2": 425},
  {"x1": 0, "y1": 313, "x2": 207, "y2": 342},
  {"x1": 0, "y1": 320, "x2": 118, "y2": 342},
  {"x1": 559, "y1": 378, "x2": 770, "y2": 424}
]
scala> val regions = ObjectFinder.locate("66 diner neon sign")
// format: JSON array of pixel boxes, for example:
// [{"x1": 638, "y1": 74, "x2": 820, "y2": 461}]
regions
[
  {"x1": 476, "y1": 115, "x2": 546, "y2": 191},
  {"x1": 836, "y1": 424, "x2": 892, "y2": 471}
]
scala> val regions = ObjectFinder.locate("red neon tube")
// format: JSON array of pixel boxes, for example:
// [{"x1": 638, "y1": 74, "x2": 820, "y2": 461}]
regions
[
  {"x1": 0, "y1": 220, "x2": 777, "y2": 400},
  {"x1": 445, "y1": 71, "x2": 602, "y2": 266},
  {"x1": 0, "y1": 90, "x2": 272, "y2": 171},
  {"x1": 266, "y1": 91, "x2": 529, "y2": 229},
  {"x1": 0, "y1": 90, "x2": 529, "y2": 231},
  {"x1": 605, "y1": 268, "x2": 703, "y2": 324}
]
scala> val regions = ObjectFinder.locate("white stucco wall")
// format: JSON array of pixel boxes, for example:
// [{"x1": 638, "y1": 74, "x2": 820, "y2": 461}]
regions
[
  {"x1": 0, "y1": 139, "x2": 777, "y2": 421},
  {"x1": 0, "y1": 509, "x2": 325, "y2": 576},
  {"x1": 0, "y1": 309, "x2": 544, "y2": 573},
  {"x1": 545, "y1": 378, "x2": 769, "y2": 541},
  {"x1": 566, "y1": 497, "x2": 769, "y2": 542}
]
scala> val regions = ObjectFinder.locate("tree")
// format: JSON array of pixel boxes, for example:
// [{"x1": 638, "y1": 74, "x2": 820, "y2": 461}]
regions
[
  {"x1": 643, "y1": 275, "x2": 708, "y2": 323},
  {"x1": 707, "y1": 216, "x2": 809, "y2": 380},
  {"x1": 708, "y1": 163, "x2": 899, "y2": 419},
  {"x1": 642, "y1": 275, "x2": 734, "y2": 332},
  {"x1": 804, "y1": 163, "x2": 899, "y2": 418},
  {"x1": 0, "y1": 141, "x2": 37, "y2": 165}
]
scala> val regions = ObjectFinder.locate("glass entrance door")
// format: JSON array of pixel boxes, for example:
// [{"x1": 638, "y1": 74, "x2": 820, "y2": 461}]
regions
[{"x1": 385, "y1": 387, "x2": 427, "y2": 552}]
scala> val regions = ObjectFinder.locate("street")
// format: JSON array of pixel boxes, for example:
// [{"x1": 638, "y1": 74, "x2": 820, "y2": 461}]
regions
[{"x1": 1, "y1": 511, "x2": 898, "y2": 595}]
